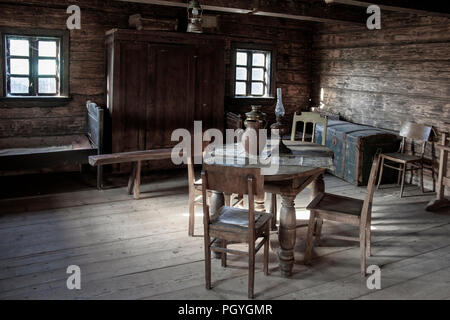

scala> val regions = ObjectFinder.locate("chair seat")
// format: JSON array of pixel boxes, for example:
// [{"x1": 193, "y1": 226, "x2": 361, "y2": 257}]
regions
[
  {"x1": 382, "y1": 152, "x2": 422, "y2": 163},
  {"x1": 307, "y1": 192, "x2": 363, "y2": 217},
  {"x1": 210, "y1": 206, "x2": 272, "y2": 234}
]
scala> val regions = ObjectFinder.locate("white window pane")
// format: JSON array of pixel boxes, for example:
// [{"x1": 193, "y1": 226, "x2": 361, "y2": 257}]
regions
[
  {"x1": 38, "y1": 78, "x2": 57, "y2": 94},
  {"x1": 9, "y1": 39, "x2": 29, "y2": 56},
  {"x1": 251, "y1": 82, "x2": 264, "y2": 95},
  {"x1": 252, "y1": 53, "x2": 265, "y2": 67},
  {"x1": 39, "y1": 41, "x2": 57, "y2": 57},
  {"x1": 10, "y1": 77, "x2": 29, "y2": 94},
  {"x1": 252, "y1": 68, "x2": 264, "y2": 81},
  {"x1": 236, "y1": 67, "x2": 247, "y2": 80},
  {"x1": 38, "y1": 59, "x2": 57, "y2": 75},
  {"x1": 235, "y1": 82, "x2": 246, "y2": 95},
  {"x1": 10, "y1": 59, "x2": 29, "y2": 75},
  {"x1": 236, "y1": 52, "x2": 247, "y2": 66}
]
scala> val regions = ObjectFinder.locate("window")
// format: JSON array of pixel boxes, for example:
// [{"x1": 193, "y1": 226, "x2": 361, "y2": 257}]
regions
[
  {"x1": 1, "y1": 28, "x2": 69, "y2": 100},
  {"x1": 233, "y1": 48, "x2": 272, "y2": 98}
]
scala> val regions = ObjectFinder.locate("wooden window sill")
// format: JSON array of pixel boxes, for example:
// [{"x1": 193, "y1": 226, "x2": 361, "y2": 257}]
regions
[{"x1": 0, "y1": 96, "x2": 72, "y2": 107}]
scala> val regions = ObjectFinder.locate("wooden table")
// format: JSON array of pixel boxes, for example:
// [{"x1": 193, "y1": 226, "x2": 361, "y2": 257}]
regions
[{"x1": 204, "y1": 140, "x2": 334, "y2": 277}]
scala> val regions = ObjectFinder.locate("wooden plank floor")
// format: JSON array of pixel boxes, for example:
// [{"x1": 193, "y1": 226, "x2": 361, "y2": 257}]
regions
[{"x1": 0, "y1": 171, "x2": 449, "y2": 300}]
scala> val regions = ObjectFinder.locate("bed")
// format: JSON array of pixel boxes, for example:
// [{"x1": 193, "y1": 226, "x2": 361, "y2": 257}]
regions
[{"x1": 0, "y1": 101, "x2": 104, "y2": 187}]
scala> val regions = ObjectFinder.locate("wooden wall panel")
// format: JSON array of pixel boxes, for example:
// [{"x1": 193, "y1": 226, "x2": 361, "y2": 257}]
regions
[{"x1": 312, "y1": 11, "x2": 450, "y2": 191}]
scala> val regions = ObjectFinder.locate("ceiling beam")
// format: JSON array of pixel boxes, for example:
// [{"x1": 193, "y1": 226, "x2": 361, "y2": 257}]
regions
[
  {"x1": 332, "y1": 0, "x2": 450, "y2": 17},
  {"x1": 115, "y1": 0, "x2": 367, "y2": 24}
]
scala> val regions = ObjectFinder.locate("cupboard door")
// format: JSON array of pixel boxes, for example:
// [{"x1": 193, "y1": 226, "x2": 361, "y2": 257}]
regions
[
  {"x1": 194, "y1": 45, "x2": 225, "y2": 132},
  {"x1": 112, "y1": 41, "x2": 150, "y2": 153},
  {"x1": 146, "y1": 44, "x2": 196, "y2": 149}
]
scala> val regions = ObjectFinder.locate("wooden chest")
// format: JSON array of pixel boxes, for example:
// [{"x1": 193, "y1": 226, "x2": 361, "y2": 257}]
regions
[{"x1": 315, "y1": 120, "x2": 399, "y2": 186}]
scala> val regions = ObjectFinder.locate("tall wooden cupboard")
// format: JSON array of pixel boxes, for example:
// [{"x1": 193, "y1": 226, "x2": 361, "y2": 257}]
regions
[{"x1": 105, "y1": 29, "x2": 225, "y2": 155}]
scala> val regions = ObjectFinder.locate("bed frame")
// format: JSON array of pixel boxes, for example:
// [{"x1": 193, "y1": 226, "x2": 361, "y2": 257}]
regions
[{"x1": 0, "y1": 101, "x2": 104, "y2": 186}]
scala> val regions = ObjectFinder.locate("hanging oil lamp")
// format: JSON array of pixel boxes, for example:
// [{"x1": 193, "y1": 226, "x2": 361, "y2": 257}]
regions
[{"x1": 187, "y1": 0, "x2": 203, "y2": 33}]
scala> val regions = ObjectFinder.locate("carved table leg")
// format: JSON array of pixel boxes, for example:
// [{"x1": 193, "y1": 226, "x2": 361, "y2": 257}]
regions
[
  {"x1": 255, "y1": 193, "x2": 266, "y2": 212},
  {"x1": 311, "y1": 173, "x2": 325, "y2": 199},
  {"x1": 278, "y1": 194, "x2": 296, "y2": 277},
  {"x1": 210, "y1": 190, "x2": 225, "y2": 259}
]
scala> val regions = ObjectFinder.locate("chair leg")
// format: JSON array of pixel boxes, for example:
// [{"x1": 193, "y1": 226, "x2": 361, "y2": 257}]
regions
[
  {"x1": 224, "y1": 193, "x2": 231, "y2": 206},
  {"x1": 304, "y1": 211, "x2": 316, "y2": 265},
  {"x1": 377, "y1": 157, "x2": 385, "y2": 189},
  {"x1": 399, "y1": 164, "x2": 407, "y2": 198},
  {"x1": 204, "y1": 236, "x2": 211, "y2": 290},
  {"x1": 431, "y1": 165, "x2": 436, "y2": 192},
  {"x1": 236, "y1": 194, "x2": 244, "y2": 207},
  {"x1": 264, "y1": 224, "x2": 270, "y2": 276},
  {"x1": 360, "y1": 228, "x2": 367, "y2": 276},
  {"x1": 270, "y1": 193, "x2": 277, "y2": 230},
  {"x1": 248, "y1": 240, "x2": 255, "y2": 299},
  {"x1": 420, "y1": 166, "x2": 424, "y2": 193},
  {"x1": 188, "y1": 192, "x2": 195, "y2": 237},
  {"x1": 221, "y1": 239, "x2": 227, "y2": 268},
  {"x1": 409, "y1": 167, "x2": 414, "y2": 185},
  {"x1": 314, "y1": 218, "x2": 324, "y2": 246},
  {"x1": 366, "y1": 226, "x2": 371, "y2": 257},
  {"x1": 397, "y1": 163, "x2": 402, "y2": 185}
]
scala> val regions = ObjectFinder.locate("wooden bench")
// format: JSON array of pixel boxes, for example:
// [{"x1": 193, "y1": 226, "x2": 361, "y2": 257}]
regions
[
  {"x1": 426, "y1": 133, "x2": 450, "y2": 211},
  {"x1": 89, "y1": 148, "x2": 173, "y2": 199}
]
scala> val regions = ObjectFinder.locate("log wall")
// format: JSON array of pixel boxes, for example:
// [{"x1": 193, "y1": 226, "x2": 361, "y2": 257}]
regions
[
  {"x1": 0, "y1": 0, "x2": 313, "y2": 150},
  {"x1": 311, "y1": 11, "x2": 450, "y2": 190}
]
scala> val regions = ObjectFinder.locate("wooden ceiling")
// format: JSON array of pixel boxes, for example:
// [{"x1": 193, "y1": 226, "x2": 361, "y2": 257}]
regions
[
  {"x1": 115, "y1": 0, "x2": 450, "y2": 25},
  {"x1": 333, "y1": 0, "x2": 450, "y2": 16}
]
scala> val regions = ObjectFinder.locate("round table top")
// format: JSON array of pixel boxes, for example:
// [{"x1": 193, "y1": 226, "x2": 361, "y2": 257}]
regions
[{"x1": 203, "y1": 140, "x2": 334, "y2": 181}]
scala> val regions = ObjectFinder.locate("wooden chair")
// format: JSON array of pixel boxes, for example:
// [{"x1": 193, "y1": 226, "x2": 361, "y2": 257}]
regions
[
  {"x1": 426, "y1": 133, "x2": 450, "y2": 211},
  {"x1": 291, "y1": 111, "x2": 328, "y2": 145},
  {"x1": 202, "y1": 164, "x2": 272, "y2": 299},
  {"x1": 188, "y1": 154, "x2": 204, "y2": 237},
  {"x1": 226, "y1": 111, "x2": 243, "y2": 130},
  {"x1": 268, "y1": 111, "x2": 328, "y2": 230},
  {"x1": 377, "y1": 122, "x2": 432, "y2": 198},
  {"x1": 188, "y1": 151, "x2": 244, "y2": 237},
  {"x1": 304, "y1": 153, "x2": 381, "y2": 276}
]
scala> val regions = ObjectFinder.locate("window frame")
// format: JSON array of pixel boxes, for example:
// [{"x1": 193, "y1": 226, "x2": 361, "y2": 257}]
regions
[
  {"x1": 0, "y1": 28, "x2": 70, "y2": 104},
  {"x1": 231, "y1": 43, "x2": 276, "y2": 99}
]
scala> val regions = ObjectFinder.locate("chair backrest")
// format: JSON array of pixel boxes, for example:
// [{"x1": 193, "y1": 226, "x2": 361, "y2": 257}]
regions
[
  {"x1": 202, "y1": 164, "x2": 263, "y2": 197},
  {"x1": 291, "y1": 111, "x2": 328, "y2": 145},
  {"x1": 201, "y1": 164, "x2": 264, "y2": 232},
  {"x1": 360, "y1": 153, "x2": 381, "y2": 226},
  {"x1": 399, "y1": 122, "x2": 432, "y2": 155},
  {"x1": 399, "y1": 122, "x2": 432, "y2": 141}
]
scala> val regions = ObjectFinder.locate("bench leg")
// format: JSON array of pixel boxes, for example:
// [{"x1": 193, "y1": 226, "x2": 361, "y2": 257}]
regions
[
  {"x1": 133, "y1": 161, "x2": 142, "y2": 200},
  {"x1": 128, "y1": 162, "x2": 137, "y2": 195},
  {"x1": 97, "y1": 165, "x2": 103, "y2": 190}
]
